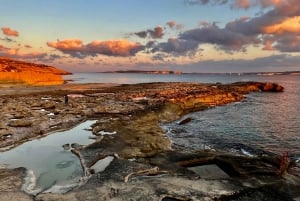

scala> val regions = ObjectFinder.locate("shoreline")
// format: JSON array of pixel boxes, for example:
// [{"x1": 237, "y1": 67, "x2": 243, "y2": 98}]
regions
[{"x1": 1, "y1": 81, "x2": 299, "y2": 200}]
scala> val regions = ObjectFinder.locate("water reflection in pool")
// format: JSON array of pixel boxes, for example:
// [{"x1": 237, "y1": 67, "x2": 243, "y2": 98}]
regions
[{"x1": 0, "y1": 120, "x2": 97, "y2": 194}]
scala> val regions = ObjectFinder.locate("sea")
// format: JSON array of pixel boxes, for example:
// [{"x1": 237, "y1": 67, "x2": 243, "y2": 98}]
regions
[{"x1": 65, "y1": 73, "x2": 300, "y2": 160}]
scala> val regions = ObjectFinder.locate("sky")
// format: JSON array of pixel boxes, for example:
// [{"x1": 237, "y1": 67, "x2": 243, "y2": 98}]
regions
[{"x1": 1, "y1": 0, "x2": 300, "y2": 73}]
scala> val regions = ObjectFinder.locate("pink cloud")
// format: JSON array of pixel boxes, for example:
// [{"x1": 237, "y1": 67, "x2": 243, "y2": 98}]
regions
[
  {"x1": 233, "y1": 0, "x2": 251, "y2": 9},
  {"x1": 152, "y1": 26, "x2": 164, "y2": 38},
  {"x1": 167, "y1": 21, "x2": 176, "y2": 28},
  {"x1": 47, "y1": 39, "x2": 143, "y2": 57},
  {"x1": 0, "y1": 46, "x2": 47, "y2": 59},
  {"x1": 86, "y1": 40, "x2": 142, "y2": 56},
  {"x1": 1, "y1": 27, "x2": 19, "y2": 37},
  {"x1": 47, "y1": 39, "x2": 84, "y2": 51},
  {"x1": 262, "y1": 39, "x2": 276, "y2": 51},
  {"x1": 134, "y1": 26, "x2": 164, "y2": 39}
]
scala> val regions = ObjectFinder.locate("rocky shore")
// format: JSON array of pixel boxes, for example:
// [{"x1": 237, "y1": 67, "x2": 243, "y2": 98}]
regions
[{"x1": 1, "y1": 81, "x2": 299, "y2": 201}]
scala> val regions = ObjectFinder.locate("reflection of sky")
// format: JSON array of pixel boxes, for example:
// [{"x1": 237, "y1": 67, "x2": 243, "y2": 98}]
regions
[{"x1": 0, "y1": 120, "x2": 96, "y2": 191}]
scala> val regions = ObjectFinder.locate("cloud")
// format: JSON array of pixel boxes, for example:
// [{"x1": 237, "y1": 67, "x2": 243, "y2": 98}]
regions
[
  {"x1": 274, "y1": 34, "x2": 300, "y2": 52},
  {"x1": 85, "y1": 40, "x2": 143, "y2": 56},
  {"x1": 166, "y1": 21, "x2": 176, "y2": 28},
  {"x1": 47, "y1": 39, "x2": 84, "y2": 51},
  {"x1": 135, "y1": 31, "x2": 148, "y2": 38},
  {"x1": 148, "y1": 37, "x2": 199, "y2": 56},
  {"x1": 184, "y1": 0, "x2": 283, "y2": 8},
  {"x1": 166, "y1": 21, "x2": 184, "y2": 30},
  {"x1": 134, "y1": 26, "x2": 164, "y2": 39},
  {"x1": 179, "y1": 24, "x2": 259, "y2": 52},
  {"x1": 0, "y1": 46, "x2": 47, "y2": 60},
  {"x1": 173, "y1": 0, "x2": 300, "y2": 54},
  {"x1": 178, "y1": 54, "x2": 300, "y2": 73},
  {"x1": 262, "y1": 16, "x2": 300, "y2": 35},
  {"x1": 1, "y1": 27, "x2": 19, "y2": 37},
  {"x1": 262, "y1": 37, "x2": 276, "y2": 51},
  {"x1": 233, "y1": 0, "x2": 251, "y2": 9},
  {"x1": 47, "y1": 39, "x2": 143, "y2": 58},
  {"x1": 0, "y1": 37, "x2": 16, "y2": 43},
  {"x1": 184, "y1": 0, "x2": 228, "y2": 6}
]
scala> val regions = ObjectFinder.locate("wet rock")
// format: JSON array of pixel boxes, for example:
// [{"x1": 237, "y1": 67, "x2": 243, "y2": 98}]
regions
[
  {"x1": 188, "y1": 164, "x2": 230, "y2": 179},
  {"x1": 261, "y1": 82, "x2": 284, "y2": 92},
  {"x1": 62, "y1": 143, "x2": 70, "y2": 150},
  {"x1": 178, "y1": 117, "x2": 192, "y2": 125},
  {"x1": 71, "y1": 143, "x2": 81, "y2": 149}
]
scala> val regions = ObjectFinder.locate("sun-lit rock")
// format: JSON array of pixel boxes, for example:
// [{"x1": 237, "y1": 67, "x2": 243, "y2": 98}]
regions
[{"x1": 0, "y1": 57, "x2": 70, "y2": 86}]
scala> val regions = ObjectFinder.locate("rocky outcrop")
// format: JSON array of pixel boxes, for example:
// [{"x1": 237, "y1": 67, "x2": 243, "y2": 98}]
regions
[{"x1": 0, "y1": 57, "x2": 71, "y2": 86}]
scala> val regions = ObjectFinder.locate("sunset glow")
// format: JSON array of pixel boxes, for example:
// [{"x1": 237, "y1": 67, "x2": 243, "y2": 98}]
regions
[{"x1": 1, "y1": 0, "x2": 300, "y2": 73}]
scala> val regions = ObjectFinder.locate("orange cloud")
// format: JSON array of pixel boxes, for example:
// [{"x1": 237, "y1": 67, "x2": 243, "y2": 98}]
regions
[
  {"x1": 47, "y1": 39, "x2": 143, "y2": 57},
  {"x1": 262, "y1": 39, "x2": 276, "y2": 51},
  {"x1": 1, "y1": 27, "x2": 19, "y2": 37},
  {"x1": 86, "y1": 40, "x2": 142, "y2": 56},
  {"x1": 0, "y1": 46, "x2": 47, "y2": 59},
  {"x1": 262, "y1": 16, "x2": 300, "y2": 35},
  {"x1": 47, "y1": 39, "x2": 84, "y2": 51}
]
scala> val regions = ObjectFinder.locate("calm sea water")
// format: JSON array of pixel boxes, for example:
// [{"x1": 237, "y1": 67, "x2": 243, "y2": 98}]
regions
[{"x1": 65, "y1": 73, "x2": 300, "y2": 160}]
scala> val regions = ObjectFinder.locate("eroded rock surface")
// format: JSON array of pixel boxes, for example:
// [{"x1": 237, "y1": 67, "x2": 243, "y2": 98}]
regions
[{"x1": 1, "y1": 81, "x2": 297, "y2": 201}]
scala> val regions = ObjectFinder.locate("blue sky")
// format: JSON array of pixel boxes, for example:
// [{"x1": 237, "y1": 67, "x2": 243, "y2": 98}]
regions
[{"x1": 1, "y1": 0, "x2": 300, "y2": 73}]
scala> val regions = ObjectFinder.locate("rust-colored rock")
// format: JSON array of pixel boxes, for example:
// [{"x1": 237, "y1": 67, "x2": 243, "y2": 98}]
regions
[{"x1": 0, "y1": 57, "x2": 71, "y2": 86}]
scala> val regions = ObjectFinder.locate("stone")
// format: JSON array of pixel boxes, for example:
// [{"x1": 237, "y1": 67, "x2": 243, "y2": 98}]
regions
[
  {"x1": 178, "y1": 117, "x2": 192, "y2": 125},
  {"x1": 8, "y1": 119, "x2": 32, "y2": 127},
  {"x1": 188, "y1": 164, "x2": 230, "y2": 179},
  {"x1": 62, "y1": 143, "x2": 70, "y2": 150}
]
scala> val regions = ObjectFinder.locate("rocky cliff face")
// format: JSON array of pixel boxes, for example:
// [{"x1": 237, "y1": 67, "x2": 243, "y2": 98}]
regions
[{"x1": 0, "y1": 57, "x2": 71, "y2": 86}]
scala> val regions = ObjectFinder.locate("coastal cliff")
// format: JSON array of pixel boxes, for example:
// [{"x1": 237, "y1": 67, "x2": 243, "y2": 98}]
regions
[{"x1": 0, "y1": 57, "x2": 70, "y2": 86}]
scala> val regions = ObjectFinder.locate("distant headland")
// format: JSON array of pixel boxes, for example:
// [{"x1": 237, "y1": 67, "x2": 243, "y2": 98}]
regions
[
  {"x1": 101, "y1": 70, "x2": 300, "y2": 76},
  {"x1": 0, "y1": 57, "x2": 71, "y2": 86}
]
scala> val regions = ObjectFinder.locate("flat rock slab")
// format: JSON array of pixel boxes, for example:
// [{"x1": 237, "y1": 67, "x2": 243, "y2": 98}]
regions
[{"x1": 188, "y1": 164, "x2": 230, "y2": 179}]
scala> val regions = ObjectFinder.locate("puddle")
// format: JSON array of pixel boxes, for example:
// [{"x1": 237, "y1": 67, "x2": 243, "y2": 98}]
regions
[{"x1": 0, "y1": 120, "x2": 97, "y2": 194}]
